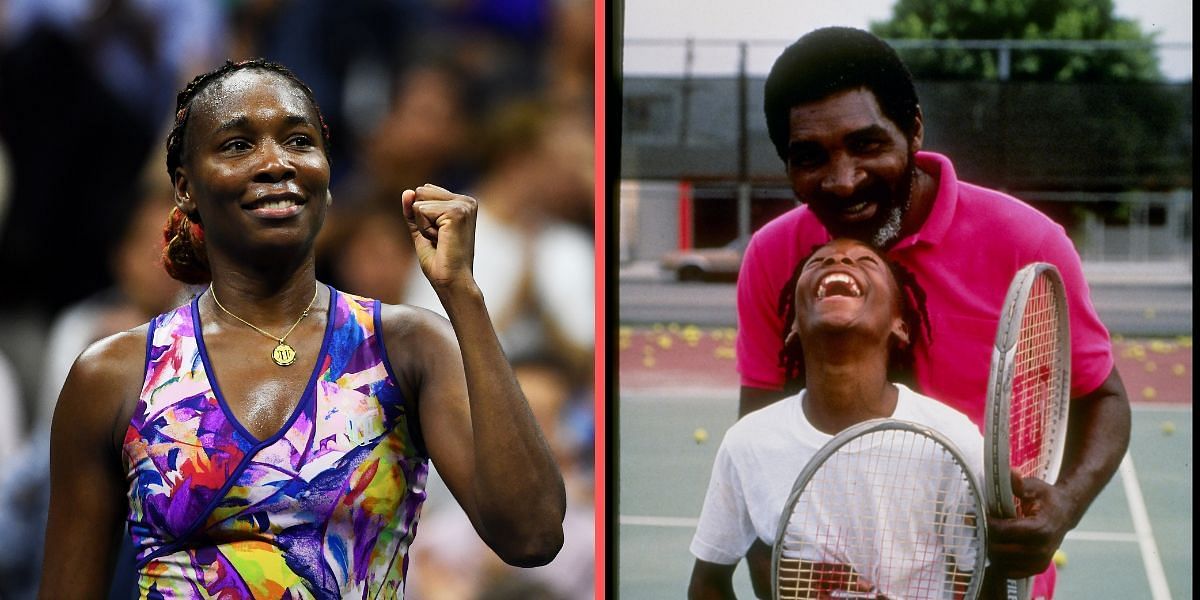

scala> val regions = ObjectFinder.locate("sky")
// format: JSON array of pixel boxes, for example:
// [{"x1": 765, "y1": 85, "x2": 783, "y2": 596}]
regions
[{"x1": 621, "y1": 0, "x2": 1193, "y2": 81}]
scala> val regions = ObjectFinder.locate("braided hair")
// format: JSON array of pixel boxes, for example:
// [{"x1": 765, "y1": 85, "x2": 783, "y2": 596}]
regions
[
  {"x1": 776, "y1": 242, "x2": 931, "y2": 394},
  {"x1": 161, "y1": 59, "x2": 332, "y2": 284}
]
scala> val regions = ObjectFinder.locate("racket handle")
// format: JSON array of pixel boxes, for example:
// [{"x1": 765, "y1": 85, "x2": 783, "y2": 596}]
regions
[
  {"x1": 1006, "y1": 579, "x2": 1020, "y2": 599},
  {"x1": 982, "y1": 569, "x2": 1022, "y2": 600},
  {"x1": 992, "y1": 576, "x2": 1020, "y2": 600}
]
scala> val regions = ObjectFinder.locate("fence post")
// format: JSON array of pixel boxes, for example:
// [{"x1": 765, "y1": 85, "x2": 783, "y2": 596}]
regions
[
  {"x1": 680, "y1": 37, "x2": 694, "y2": 145},
  {"x1": 998, "y1": 43, "x2": 1011, "y2": 81},
  {"x1": 737, "y1": 41, "x2": 751, "y2": 241}
]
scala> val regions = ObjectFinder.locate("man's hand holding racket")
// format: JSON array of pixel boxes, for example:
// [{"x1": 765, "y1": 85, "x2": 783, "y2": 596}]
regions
[
  {"x1": 983, "y1": 263, "x2": 1072, "y2": 599},
  {"x1": 987, "y1": 472, "x2": 1076, "y2": 579}
]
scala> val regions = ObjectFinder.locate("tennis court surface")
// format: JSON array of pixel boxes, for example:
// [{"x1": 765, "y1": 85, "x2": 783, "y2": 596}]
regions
[{"x1": 617, "y1": 329, "x2": 1191, "y2": 599}]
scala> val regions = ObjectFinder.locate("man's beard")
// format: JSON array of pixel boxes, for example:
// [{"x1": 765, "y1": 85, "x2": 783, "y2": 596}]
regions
[
  {"x1": 871, "y1": 182, "x2": 909, "y2": 249},
  {"x1": 806, "y1": 159, "x2": 917, "y2": 250}
]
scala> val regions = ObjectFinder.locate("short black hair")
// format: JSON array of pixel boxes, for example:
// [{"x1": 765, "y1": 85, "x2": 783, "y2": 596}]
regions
[
  {"x1": 764, "y1": 27, "x2": 920, "y2": 161},
  {"x1": 165, "y1": 59, "x2": 332, "y2": 183}
]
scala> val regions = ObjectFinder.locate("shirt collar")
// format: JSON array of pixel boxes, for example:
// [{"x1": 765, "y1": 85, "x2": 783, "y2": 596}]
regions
[{"x1": 893, "y1": 151, "x2": 958, "y2": 250}]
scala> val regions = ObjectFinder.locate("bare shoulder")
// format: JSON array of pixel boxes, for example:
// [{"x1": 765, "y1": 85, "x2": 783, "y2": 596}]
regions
[
  {"x1": 69, "y1": 325, "x2": 150, "y2": 388},
  {"x1": 377, "y1": 302, "x2": 457, "y2": 348},
  {"x1": 55, "y1": 324, "x2": 151, "y2": 447},
  {"x1": 375, "y1": 302, "x2": 461, "y2": 397}
]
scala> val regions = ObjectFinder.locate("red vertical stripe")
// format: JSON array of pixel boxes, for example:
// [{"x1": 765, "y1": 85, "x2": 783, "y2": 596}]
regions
[
  {"x1": 592, "y1": 0, "x2": 606, "y2": 597},
  {"x1": 679, "y1": 180, "x2": 694, "y2": 250}
]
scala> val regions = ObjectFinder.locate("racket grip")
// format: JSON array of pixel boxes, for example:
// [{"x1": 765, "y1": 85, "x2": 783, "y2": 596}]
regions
[{"x1": 992, "y1": 576, "x2": 1020, "y2": 600}]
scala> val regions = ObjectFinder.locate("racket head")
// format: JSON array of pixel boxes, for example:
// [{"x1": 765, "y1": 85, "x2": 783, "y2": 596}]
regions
[
  {"x1": 771, "y1": 418, "x2": 987, "y2": 600},
  {"x1": 984, "y1": 263, "x2": 1071, "y2": 520},
  {"x1": 983, "y1": 263, "x2": 1071, "y2": 600}
]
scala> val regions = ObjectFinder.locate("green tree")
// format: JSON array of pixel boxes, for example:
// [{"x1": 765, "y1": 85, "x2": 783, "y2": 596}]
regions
[{"x1": 870, "y1": 0, "x2": 1163, "y2": 82}]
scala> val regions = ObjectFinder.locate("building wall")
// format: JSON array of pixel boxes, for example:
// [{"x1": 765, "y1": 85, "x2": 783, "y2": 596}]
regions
[{"x1": 620, "y1": 180, "x2": 680, "y2": 263}]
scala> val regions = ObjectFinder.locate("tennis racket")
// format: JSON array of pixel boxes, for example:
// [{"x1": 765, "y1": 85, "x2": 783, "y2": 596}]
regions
[
  {"x1": 772, "y1": 419, "x2": 987, "y2": 600},
  {"x1": 983, "y1": 262, "x2": 1071, "y2": 600}
]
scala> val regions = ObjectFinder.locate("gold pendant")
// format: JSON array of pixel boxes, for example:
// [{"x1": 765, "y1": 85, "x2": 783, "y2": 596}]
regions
[{"x1": 272, "y1": 342, "x2": 297, "y2": 366}]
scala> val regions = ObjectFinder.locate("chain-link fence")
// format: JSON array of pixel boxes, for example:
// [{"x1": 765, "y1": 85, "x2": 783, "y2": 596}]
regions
[{"x1": 620, "y1": 39, "x2": 1192, "y2": 264}]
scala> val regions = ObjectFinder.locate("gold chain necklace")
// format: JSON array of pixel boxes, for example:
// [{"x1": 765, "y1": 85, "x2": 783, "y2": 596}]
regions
[{"x1": 209, "y1": 284, "x2": 319, "y2": 366}]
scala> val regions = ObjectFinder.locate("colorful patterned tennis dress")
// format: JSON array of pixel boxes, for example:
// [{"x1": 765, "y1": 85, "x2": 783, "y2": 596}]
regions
[{"x1": 122, "y1": 286, "x2": 429, "y2": 599}]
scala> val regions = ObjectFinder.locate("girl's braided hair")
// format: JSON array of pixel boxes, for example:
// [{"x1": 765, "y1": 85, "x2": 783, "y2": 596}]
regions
[
  {"x1": 161, "y1": 59, "x2": 332, "y2": 284},
  {"x1": 776, "y1": 242, "x2": 932, "y2": 394}
]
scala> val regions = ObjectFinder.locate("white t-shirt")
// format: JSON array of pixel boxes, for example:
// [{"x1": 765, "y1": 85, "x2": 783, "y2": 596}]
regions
[{"x1": 690, "y1": 384, "x2": 983, "y2": 569}]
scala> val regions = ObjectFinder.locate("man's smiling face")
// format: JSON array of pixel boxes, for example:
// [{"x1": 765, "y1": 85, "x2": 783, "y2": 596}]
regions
[{"x1": 785, "y1": 87, "x2": 920, "y2": 249}]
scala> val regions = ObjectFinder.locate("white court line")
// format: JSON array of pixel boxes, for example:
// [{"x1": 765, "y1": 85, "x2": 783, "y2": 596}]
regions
[
  {"x1": 1063, "y1": 530, "x2": 1139, "y2": 543},
  {"x1": 1120, "y1": 452, "x2": 1173, "y2": 600},
  {"x1": 1131, "y1": 402, "x2": 1193, "y2": 413},
  {"x1": 622, "y1": 393, "x2": 1194, "y2": 411},
  {"x1": 619, "y1": 515, "x2": 1139, "y2": 544},
  {"x1": 620, "y1": 515, "x2": 699, "y2": 528}
]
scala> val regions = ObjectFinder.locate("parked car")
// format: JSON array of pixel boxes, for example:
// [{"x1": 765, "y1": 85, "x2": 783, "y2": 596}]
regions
[{"x1": 660, "y1": 236, "x2": 749, "y2": 281}]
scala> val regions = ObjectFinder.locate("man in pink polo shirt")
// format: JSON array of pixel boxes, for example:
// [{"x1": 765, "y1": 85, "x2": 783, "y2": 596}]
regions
[{"x1": 735, "y1": 27, "x2": 1131, "y2": 598}]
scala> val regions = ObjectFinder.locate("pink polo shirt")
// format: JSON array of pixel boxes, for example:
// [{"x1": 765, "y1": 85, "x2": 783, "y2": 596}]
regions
[{"x1": 736, "y1": 151, "x2": 1115, "y2": 426}]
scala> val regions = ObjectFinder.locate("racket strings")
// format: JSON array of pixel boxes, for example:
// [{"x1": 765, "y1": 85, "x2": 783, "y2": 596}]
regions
[
  {"x1": 1009, "y1": 274, "x2": 1068, "y2": 492},
  {"x1": 777, "y1": 430, "x2": 982, "y2": 600}
]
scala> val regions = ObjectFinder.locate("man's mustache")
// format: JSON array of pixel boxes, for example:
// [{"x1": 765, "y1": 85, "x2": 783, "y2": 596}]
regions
[{"x1": 809, "y1": 179, "x2": 897, "y2": 212}]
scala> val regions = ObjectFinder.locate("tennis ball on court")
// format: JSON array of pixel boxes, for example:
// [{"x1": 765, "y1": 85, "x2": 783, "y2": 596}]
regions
[
  {"x1": 1053, "y1": 549, "x2": 1068, "y2": 567},
  {"x1": 1141, "y1": 386, "x2": 1157, "y2": 400},
  {"x1": 1172, "y1": 364, "x2": 1186, "y2": 376},
  {"x1": 1161, "y1": 421, "x2": 1176, "y2": 436},
  {"x1": 1144, "y1": 361, "x2": 1157, "y2": 373},
  {"x1": 694, "y1": 427, "x2": 709, "y2": 444}
]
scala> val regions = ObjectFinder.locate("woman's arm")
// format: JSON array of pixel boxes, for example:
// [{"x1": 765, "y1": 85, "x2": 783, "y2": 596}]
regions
[
  {"x1": 688, "y1": 559, "x2": 738, "y2": 599},
  {"x1": 39, "y1": 329, "x2": 144, "y2": 597},
  {"x1": 393, "y1": 184, "x2": 565, "y2": 567}
]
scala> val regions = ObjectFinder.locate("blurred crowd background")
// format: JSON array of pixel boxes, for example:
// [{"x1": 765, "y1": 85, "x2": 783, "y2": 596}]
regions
[{"x1": 0, "y1": 0, "x2": 595, "y2": 598}]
